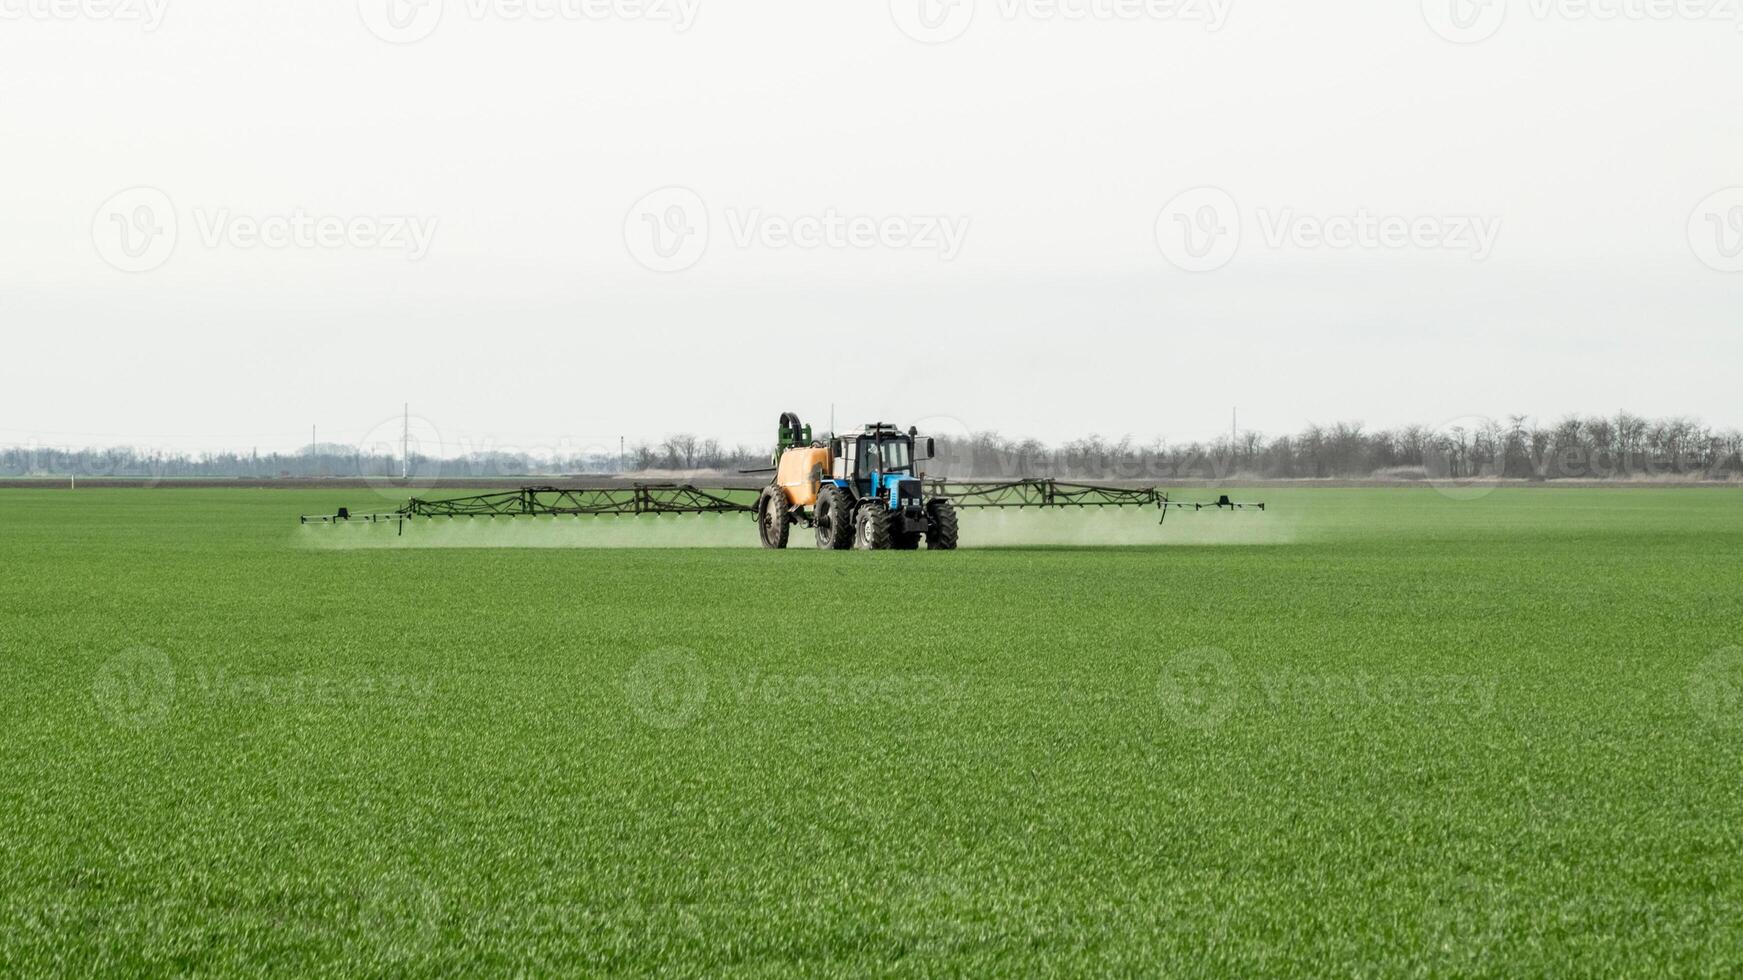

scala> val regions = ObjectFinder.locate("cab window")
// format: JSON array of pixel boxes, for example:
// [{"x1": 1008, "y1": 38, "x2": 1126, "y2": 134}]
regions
[{"x1": 860, "y1": 439, "x2": 913, "y2": 474}]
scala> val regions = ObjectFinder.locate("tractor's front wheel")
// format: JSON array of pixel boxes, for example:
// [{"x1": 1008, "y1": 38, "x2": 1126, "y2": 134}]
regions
[
  {"x1": 925, "y1": 499, "x2": 960, "y2": 550},
  {"x1": 814, "y1": 485, "x2": 855, "y2": 550},
  {"x1": 858, "y1": 504, "x2": 893, "y2": 550},
  {"x1": 758, "y1": 490, "x2": 791, "y2": 549}
]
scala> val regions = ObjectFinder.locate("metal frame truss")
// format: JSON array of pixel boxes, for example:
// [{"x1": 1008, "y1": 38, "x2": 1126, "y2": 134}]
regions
[
  {"x1": 927, "y1": 479, "x2": 1264, "y2": 522},
  {"x1": 299, "y1": 484, "x2": 757, "y2": 525},
  {"x1": 299, "y1": 480, "x2": 1261, "y2": 527},
  {"x1": 398, "y1": 484, "x2": 756, "y2": 518}
]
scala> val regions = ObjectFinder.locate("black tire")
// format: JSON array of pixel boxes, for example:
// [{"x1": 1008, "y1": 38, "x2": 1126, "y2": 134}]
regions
[
  {"x1": 925, "y1": 498, "x2": 959, "y2": 550},
  {"x1": 814, "y1": 485, "x2": 856, "y2": 550},
  {"x1": 758, "y1": 490, "x2": 790, "y2": 549},
  {"x1": 893, "y1": 529, "x2": 922, "y2": 550},
  {"x1": 858, "y1": 504, "x2": 893, "y2": 550}
]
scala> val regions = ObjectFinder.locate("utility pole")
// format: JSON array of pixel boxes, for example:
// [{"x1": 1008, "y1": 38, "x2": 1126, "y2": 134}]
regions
[
  {"x1": 1232, "y1": 407, "x2": 1238, "y2": 445},
  {"x1": 619, "y1": 436, "x2": 625, "y2": 475},
  {"x1": 402, "y1": 403, "x2": 409, "y2": 481},
  {"x1": 311, "y1": 425, "x2": 316, "y2": 476}
]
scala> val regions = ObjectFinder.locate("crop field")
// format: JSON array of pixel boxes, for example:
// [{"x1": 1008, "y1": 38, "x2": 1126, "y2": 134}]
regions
[{"x1": 2, "y1": 487, "x2": 1741, "y2": 975}]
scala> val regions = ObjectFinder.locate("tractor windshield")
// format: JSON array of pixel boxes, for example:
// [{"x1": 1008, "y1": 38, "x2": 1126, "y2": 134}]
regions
[{"x1": 862, "y1": 438, "x2": 913, "y2": 475}]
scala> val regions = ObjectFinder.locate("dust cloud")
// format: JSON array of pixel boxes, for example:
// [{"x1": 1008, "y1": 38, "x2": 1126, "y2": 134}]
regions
[{"x1": 957, "y1": 506, "x2": 1295, "y2": 548}]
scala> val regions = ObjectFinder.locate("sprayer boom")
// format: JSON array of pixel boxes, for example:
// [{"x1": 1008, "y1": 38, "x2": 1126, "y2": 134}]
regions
[{"x1": 300, "y1": 479, "x2": 1261, "y2": 530}]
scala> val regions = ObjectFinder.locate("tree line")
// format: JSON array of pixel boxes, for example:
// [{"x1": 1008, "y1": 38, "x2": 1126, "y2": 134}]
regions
[
  {"x1": 0, "y1": 438, "x2": 765, "y2": 480},
  {"x1": 4, "y1": 413, "x2": 1740, "y2": 481},
  {"x1": 930, "y1": 414, "x2": 1743, "y2": 481}
]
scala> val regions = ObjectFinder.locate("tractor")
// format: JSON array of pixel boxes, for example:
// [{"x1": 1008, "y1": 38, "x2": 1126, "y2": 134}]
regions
[
  {"x1": 755, "y1": 413, "x2": 958, "y2": 550},
  {"x1": 300, "y1": 411, "x2": 1265, "y2": 544}
]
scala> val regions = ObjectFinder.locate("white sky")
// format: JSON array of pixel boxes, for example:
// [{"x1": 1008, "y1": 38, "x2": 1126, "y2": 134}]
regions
[{"x1": 2, "y1": 0, "x2": 1740, "y2": 455}]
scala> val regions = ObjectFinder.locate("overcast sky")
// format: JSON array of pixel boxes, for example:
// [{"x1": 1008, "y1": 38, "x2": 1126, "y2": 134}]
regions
[{"x1": 3, "y1": 0, "x2": 1740, "y2": 456}]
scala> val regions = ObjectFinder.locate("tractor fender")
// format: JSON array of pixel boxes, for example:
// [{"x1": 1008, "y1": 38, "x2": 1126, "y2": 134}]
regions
[{"x1": 757, "y1": 484, "x2": 804, "y2": 515}]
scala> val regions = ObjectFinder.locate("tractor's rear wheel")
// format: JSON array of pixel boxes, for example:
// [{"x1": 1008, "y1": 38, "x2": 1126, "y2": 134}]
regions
[
  {"x1": 814, "y1": 485, "x2": 855, "y2": 550},
  {"x1": 858, "y1": 504, "x2": 893, "y2": 550},
  {"x1": 758, "y1": 490, "x2": 791, "y2": 549},
  {"x1": 925, "y1": 499, "x2": 959, "y2": 550}
]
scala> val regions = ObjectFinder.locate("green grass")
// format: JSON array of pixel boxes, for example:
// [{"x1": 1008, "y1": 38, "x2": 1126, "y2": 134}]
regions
[{"x1": 2, "y1": 487, "x2": 1741, "y2": 975}]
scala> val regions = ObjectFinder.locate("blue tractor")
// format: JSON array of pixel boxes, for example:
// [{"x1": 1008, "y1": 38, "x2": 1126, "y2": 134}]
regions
[{"x1": 757, "y1": 417, "x2": 959, "y2": 550}]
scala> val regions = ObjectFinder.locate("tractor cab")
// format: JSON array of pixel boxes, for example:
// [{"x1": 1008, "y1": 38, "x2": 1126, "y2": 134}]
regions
[{"x1": 829, "y1": 424, "x2": 934, "y2": 503}]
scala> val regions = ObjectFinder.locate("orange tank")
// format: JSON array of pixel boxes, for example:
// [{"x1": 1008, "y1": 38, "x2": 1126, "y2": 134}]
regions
[{"x1": 775, "y1": 447, "x2": 830, "y2": 507}]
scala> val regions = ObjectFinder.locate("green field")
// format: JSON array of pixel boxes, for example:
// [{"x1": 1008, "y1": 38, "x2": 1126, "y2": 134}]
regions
[{"x1": 3, "y1": 488, "x2": 1741, "y2": 975}]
